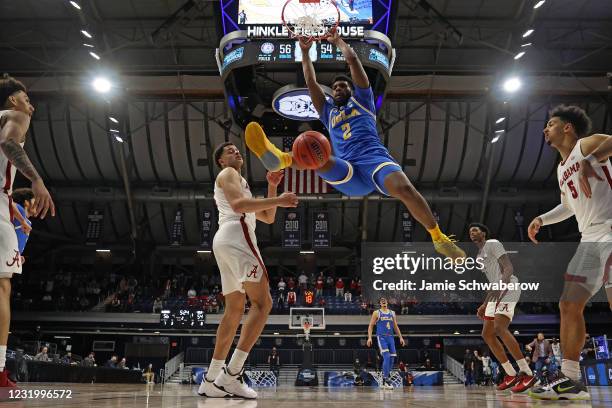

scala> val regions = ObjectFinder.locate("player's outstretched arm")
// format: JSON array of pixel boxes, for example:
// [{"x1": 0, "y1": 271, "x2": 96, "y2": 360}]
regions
[
  {"x1": 327, "y1": 31, "x2": 369, "y2": 89},
  {"x1": 218, "y1": 167, "x2": 298, "y2": 215},
  {"x1": 366, "y1": 310, "x2": 378, "y2": 347},
  {"x1": 0, "y1": 110, "x2": 55, "y2": 218},
  {"x1": 528, "y1": 194, "x2": 573, "y2": 243},
  {"x1": 299, "y1": 38, "x2": 326, "y2": 115},
  {"x1": 256, "y1": 171, "x2": 284, "y2": 224}
]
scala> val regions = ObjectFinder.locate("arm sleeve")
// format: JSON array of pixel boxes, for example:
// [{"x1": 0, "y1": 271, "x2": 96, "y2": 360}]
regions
[
  {"x1": 539, "y1": 198, "x2": 574, "y2": 226},
  {"x1": 352, "y1": 85, "x2": 376, "y2": 113}
]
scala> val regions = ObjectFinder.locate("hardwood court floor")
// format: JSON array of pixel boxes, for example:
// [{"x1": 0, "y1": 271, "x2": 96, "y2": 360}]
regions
[{"x1": 1, "y1": 383, "x2": 610, "y2": 408}]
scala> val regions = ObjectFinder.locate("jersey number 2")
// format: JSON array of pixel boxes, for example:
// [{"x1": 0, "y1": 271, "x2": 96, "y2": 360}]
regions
[{"x1": 341, "y1": 123, "x2": 352, "y2": 140}]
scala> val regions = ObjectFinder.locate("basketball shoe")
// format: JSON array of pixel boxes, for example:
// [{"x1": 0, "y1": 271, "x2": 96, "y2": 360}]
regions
[
  {"x1": 214, "y1": 367, "x2": 257, "y2": 399},
  {"x1": 497, "y1": 374, "x2": 520, "y2": 391},
  {"x1": 528, "y1": 373, "x2": 590, "y2": 401},
  {"x1": 0, "y1": 370, "x2": 19, "y2": 401},
  {"x1": 245, "y1": 122, "x2": 292, "y2": 172},
  {"x1": 510, "y1": 372, "x2": 538, "y2": 393},
  {"x1": 381, "y1": 379, "x2": 394, "y2": 390},
  {"x1": 198, "y1": 375, "x2": 232, "y2": 398},
  {"x1": 432, "y1": 234, "x2": 466, "y2": 264}
]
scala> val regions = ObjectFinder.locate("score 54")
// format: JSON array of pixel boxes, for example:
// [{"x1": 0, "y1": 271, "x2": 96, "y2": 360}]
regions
[{"x1": 320, "y1": 43, "x2": 333, "y2": 55}]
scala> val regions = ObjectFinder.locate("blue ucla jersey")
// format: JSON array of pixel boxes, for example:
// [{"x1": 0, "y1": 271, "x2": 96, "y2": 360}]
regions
[
  {"x1": 376, "y1": 309, "x2": 395, "y2": 336},
  {"x1": 12, "y1": 204, "x2": 30, "y2": 254},
  {"x1": 320, "y1": 86, "x2": 388, "y2": 160}
]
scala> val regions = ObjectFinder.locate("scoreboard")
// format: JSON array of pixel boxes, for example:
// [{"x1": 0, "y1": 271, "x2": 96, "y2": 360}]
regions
[
  {"x1": 218, "y1": 35, "x2": 393, "y2": 79},
  {"x1": 160, "y1": 309, "x2": 206, "y2": 328}
]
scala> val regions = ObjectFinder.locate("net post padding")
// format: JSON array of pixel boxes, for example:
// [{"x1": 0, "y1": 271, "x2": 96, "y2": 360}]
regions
[{"x1": 301, "y1": 318, "x2": 312, "y2": 340}]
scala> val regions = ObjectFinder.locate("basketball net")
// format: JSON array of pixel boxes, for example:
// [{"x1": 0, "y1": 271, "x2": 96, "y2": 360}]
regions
[
  {"x1": 281, "y1": 0, "x2": 340, "y2": 41},
  {"x1": 302, "y1": 320, "x2": 312, "y2": 341}
]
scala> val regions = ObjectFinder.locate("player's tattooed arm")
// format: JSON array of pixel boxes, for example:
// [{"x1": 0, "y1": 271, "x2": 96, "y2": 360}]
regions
[
  {"x1": 0, "y1": 111, "x2": 42, "y2": 182},
  {"x1": 327, "y1": 31, "x2": 370, "y2": 88}
]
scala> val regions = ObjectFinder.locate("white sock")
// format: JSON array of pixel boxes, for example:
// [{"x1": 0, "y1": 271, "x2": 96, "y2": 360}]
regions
[
  {"x1": 561, "y1": 359, "x2": 580, "y2": 381},
  {"x1": 516, "y1": 358, "x2": 532, "y2": 376},
  {"x1": 205, "y1": 359, "x2": 225, "y2": 382},
  {"x1": 0, "y1": 345, "x2": 6, "y2": 372},
  {"x1": 227, "y1": 349, "x2": 249, "y2": 376},
  {"x1": 501, "y1": 361, "x2": 516, "y2": 376}
]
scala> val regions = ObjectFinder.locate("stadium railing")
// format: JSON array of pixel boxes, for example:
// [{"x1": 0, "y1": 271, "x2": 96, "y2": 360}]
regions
[
  {"x1": 443, "y1": 354, "x2": 465, "y2": 383},
  {"x1": 163, "y1": 352, "x2": 184, "y2": 383}
]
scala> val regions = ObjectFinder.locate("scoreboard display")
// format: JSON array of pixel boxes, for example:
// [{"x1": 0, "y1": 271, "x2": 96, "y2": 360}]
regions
[
  {"x1": 160, "y1": 309, "x2": 206, "y2": 328},
  {"x1": 220, "y1": 40, "x2": 391, "y2": 78}
]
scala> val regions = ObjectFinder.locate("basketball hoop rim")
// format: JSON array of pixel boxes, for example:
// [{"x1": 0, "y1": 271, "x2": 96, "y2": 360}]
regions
[{"x1": 281, "y1": 0, "x2": 340, "y2": 41}]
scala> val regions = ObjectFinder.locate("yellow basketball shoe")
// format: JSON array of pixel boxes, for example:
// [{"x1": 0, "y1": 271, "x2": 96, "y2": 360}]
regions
[
  {"x1": 245, "y1": 122, "x2": 292, "y2": 172},
  {"x1": 432, "y1": 234, "x2": 466, "y2": 264}
]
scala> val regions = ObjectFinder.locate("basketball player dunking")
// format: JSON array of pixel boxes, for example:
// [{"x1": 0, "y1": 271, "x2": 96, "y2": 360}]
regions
[
  {"x1": 468, "y1": 223, "x2": 536, "y2": 393},
  {"x1": 367, "y1": 297, "x2": 404, "y2": 390},
  {"x1": 527, "y1": 105, "x2": 611, "y2": 401},
  {"x1": 198, "y1": 142, "x2": 298, "y2": 399},
  {"x1": 0, "y1": 75, "x2": 54, "y2": 396},
  {"x1": 244, "y1": 31, "x2": 465, "y2": 264}
]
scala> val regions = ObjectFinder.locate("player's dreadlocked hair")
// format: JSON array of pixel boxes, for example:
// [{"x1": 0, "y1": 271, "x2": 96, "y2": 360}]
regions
[
  {"x1": 0, "y1": 73, "x2": 27, "y2": 108},
  {"x1": 549, "y1": 105, "x2": 592, "y2": 138}
]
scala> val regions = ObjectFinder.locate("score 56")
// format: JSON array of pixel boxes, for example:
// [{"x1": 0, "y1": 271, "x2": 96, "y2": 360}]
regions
[{"x1": 280, "y1": 43, "x2": 292, "y2": 55}]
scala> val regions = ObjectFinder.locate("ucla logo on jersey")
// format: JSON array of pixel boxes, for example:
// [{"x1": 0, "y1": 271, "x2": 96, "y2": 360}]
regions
[{"x1": 330, "y1": 108, "x2": 361, "y2": 128}]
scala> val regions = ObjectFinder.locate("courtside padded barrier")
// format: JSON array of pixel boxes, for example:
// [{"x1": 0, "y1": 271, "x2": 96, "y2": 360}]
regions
[{"x1": 412, "y1": 371, "x2": 444, "y2": 386}]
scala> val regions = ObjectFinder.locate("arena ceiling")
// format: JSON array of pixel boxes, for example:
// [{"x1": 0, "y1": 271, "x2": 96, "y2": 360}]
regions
[
  {"x1": 1, "y1": 1, "x2": 610, "y2": 254},
  {"x1": 1, "y1": 0, "x2": 611, "y2": 75}
]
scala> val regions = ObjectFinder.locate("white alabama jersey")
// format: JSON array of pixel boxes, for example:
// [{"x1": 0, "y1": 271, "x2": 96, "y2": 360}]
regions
[
  {"x1": 557, "y1": 139, "x2": 612, "y2": 232},
  {"x1": 477, "y1": 239, "x2": 518, "y2": 284},
  {"x1": 0, "y1": 110, "x2": 23, "y2": 197},
  {"x1": 214, "y1": 169, "x2": 256, "y2": 231}
]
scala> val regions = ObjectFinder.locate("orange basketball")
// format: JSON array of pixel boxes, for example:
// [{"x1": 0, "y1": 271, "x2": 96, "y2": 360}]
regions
[{"x1": 291, "y1": 131, "x2": 331, "y2": 170}]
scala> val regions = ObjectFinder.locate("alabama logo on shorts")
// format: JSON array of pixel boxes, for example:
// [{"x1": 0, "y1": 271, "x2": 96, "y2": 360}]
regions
[
  {"x1": 6, "y1": 249, "x2": 20, "y2": 267},
  {"x1": 247, "y1": 264, "x2": 258, "y2": 278}
]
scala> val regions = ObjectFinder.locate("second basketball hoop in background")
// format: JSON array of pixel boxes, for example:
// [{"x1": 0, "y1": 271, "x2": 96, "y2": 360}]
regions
[{"x1": 281, "y1": 0, "x2": 340, "y2": 40}]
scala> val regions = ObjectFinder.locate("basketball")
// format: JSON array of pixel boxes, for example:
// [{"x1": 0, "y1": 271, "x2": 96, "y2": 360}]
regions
[{"x1": 292, "y1": 131, "x2": 331, "y2": 170}]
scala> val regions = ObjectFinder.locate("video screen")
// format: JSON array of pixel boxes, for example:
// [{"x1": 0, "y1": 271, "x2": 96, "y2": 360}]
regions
[{"x1": 236, "y1": 0, "x2": 373, "y2": 25}]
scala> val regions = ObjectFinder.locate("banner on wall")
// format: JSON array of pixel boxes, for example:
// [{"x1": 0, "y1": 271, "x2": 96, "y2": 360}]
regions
[
  {"x1": 200, "y1": 209, "x2": 214, "y2": 249},
  {"x1": 312, "y1": 210, "x2": 330, "y2": 248},
  {"x1": 401, "y1": 210, "x2": 413, "y2": 242},
  {"x1": 282, "y1": 209, "x2": 301, "y2": 248}
]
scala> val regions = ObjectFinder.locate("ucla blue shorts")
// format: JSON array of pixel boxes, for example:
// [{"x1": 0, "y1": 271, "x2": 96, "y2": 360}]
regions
[
  {"x1": 316, "y1": 152, "x2": 402, "y2": 196},
  {"x1": 377, "y1": 335, "x2": 396, "y2": 356}
]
